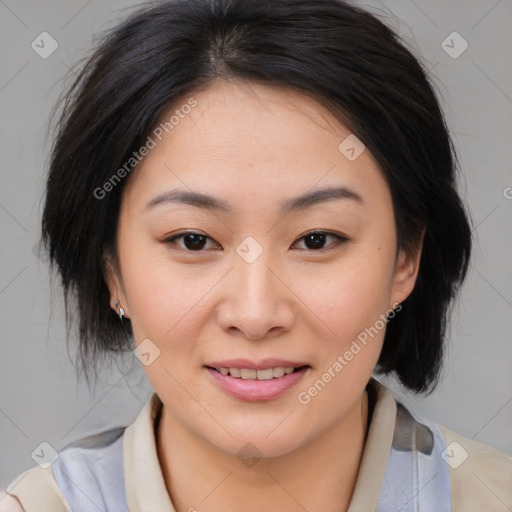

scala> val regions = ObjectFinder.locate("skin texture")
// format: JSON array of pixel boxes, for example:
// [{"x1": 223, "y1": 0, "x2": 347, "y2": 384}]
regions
[{"x1": 105, "y1": 78, "x2": 423, "y2": 512}]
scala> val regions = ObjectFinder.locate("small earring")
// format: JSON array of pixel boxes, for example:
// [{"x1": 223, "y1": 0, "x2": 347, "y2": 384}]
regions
[{"x1": 114, "y1": 300, "x2": 125, "y2": 320}]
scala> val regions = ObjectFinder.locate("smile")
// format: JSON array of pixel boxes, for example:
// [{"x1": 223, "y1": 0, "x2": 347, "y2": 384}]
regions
[
  {"x1": 207, "y1": 366, "x2": 309, "y2": 380},
  {"x1": 204, "y1": 365, "x2": 311, "y2": 401}
]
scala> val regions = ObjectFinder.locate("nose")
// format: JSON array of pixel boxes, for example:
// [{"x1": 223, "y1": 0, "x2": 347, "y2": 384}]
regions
[{"x1": 215, "y1": 248, "x2": 295, "y2": 340}]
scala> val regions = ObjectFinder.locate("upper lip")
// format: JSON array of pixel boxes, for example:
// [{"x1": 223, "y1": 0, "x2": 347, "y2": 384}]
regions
[{"x1": 205, "y1": 358, "x2": 311, "y2": 370}]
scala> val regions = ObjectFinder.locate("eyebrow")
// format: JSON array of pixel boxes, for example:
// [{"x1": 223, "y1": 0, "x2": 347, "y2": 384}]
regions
[{"x1": 144, "y1": 185, "x2": 364, "y2": 215}]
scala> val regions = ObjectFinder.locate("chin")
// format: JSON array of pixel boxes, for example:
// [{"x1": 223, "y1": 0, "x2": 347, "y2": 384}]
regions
[{"x1": 206, "y1": 426, "x2": 307, "y2": 462}]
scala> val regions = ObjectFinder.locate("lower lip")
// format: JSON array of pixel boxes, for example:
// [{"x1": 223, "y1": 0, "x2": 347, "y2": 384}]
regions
[{"x1": 205, "y1": 366, "x2": 310, "y2": 401}]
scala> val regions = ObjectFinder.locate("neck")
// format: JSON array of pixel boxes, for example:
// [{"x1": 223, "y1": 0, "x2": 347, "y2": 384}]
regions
[{"x1": 156, "y1": 389, "x2": 370, "y2": 512}]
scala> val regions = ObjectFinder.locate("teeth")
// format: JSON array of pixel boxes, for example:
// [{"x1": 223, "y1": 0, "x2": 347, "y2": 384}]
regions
[
  {"x1": 254, "y1": 369, "x2": 273, "y2": 380},
  {"x1": 230, "y1": 367, "x2": 241, "y2": 378},
  {"x1": 215, "y1": 366, "x2": 304, "y2": 380},
  {"x1": 273, "y1": 367, "x2": 285, "y2": 378},
  {"x1": 240, "y1": 368, "x2": 257, "y2": 379}
]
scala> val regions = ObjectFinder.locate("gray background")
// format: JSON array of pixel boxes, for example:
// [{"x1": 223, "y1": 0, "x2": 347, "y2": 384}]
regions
[{"x1": 1, "y1": 0, "x2": 511, "y2": 490}]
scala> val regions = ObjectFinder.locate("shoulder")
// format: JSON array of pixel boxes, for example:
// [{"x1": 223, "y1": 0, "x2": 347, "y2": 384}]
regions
[
  {"x1": 2, "y1": 426, "x2": 127, "y2": 512},
  {"x1": 371, "y1": 381, "x2": 512, "y2": 511},
  {"x1": 1, "y1": 464, "x2": 70, "y2": 512},
  {"x1": 0, "y1": 492, "x2": 25, "y2": 512},
  {"x1": 2, "y1": 394, "x2": 158, "y2": 512},
  {"x1": 440, "y1": 425, "x2": 512, "y2": 511}
]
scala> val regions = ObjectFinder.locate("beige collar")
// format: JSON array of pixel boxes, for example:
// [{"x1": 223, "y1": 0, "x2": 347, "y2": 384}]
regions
[{"x1": 123, "y1": 379, "x2": 397, "y2": 512}]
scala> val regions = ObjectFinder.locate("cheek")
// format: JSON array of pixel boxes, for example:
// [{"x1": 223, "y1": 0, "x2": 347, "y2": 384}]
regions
[
  {"x1": 117, "y1": 234, "x2": 202, "y2": 347},
  {"x1": 296, "y1": 244, "x2": 396, "y2": 343},
  {"x1": 294, "y1": 251, "x2": 394, "y2": 414}
]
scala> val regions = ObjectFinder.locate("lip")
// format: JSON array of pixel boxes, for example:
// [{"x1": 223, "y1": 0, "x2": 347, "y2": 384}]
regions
[
  {"x1": 204, "y1": 365, "x2": 310, "y2": 401},
  {"x1": 204, "y1": 358, "x2": 309, "y2": 370}
]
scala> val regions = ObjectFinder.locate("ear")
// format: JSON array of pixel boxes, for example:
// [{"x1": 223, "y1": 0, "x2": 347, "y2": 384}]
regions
[
  {"x1": 390, "y1": 226, "x2": 425, "y2": 307},
  {"x1": 103, "y1": 250, "x2": 130, "y2": 318}
]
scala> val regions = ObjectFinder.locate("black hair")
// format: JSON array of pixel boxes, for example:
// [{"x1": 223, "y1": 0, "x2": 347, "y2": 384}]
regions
[{"x1": 41, "y1": 0, "x2": 472, "y2": 393}]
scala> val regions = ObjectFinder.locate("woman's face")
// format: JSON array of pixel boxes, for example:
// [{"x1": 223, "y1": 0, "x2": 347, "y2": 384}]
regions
[{"x1": 106, "y1": 79, "x2": 421, "y2": 457}]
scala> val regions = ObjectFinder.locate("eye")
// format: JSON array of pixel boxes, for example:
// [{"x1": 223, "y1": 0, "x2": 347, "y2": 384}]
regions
[
  {"x1": 164, "y1": 230, "x2": 348, "y2": 252},
  {"x1": 291, "y1": 230, "x2": 349, "y2": 251},
  {"x1": 164, "y1": 231, "x2": 219, "y2": 251}
]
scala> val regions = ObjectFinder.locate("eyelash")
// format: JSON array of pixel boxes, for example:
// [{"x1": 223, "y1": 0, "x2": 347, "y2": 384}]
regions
[{"x1": 163, "y1": 230, "x2": 349, "y2": 253}]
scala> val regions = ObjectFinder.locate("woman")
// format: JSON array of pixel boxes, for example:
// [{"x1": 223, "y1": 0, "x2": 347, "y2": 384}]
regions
[{"x1": 2, "y1": 0, "x2": 511, "y2": 510}]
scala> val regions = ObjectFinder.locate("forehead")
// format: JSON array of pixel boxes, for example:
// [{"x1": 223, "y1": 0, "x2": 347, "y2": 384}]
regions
[{"x1": 121, "y1": 79, "x2": 389, "y2": 215}]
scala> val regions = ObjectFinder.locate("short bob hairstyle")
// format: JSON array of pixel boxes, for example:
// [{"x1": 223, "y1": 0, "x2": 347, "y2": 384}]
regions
[{"x1": 42, "y1": 0, "x2": 472, "y2": 394}]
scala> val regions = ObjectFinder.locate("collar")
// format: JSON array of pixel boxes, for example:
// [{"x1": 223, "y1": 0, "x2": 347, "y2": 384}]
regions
[{"x1": 123, "y1": 378, "x2": 397, "y2": 511}]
